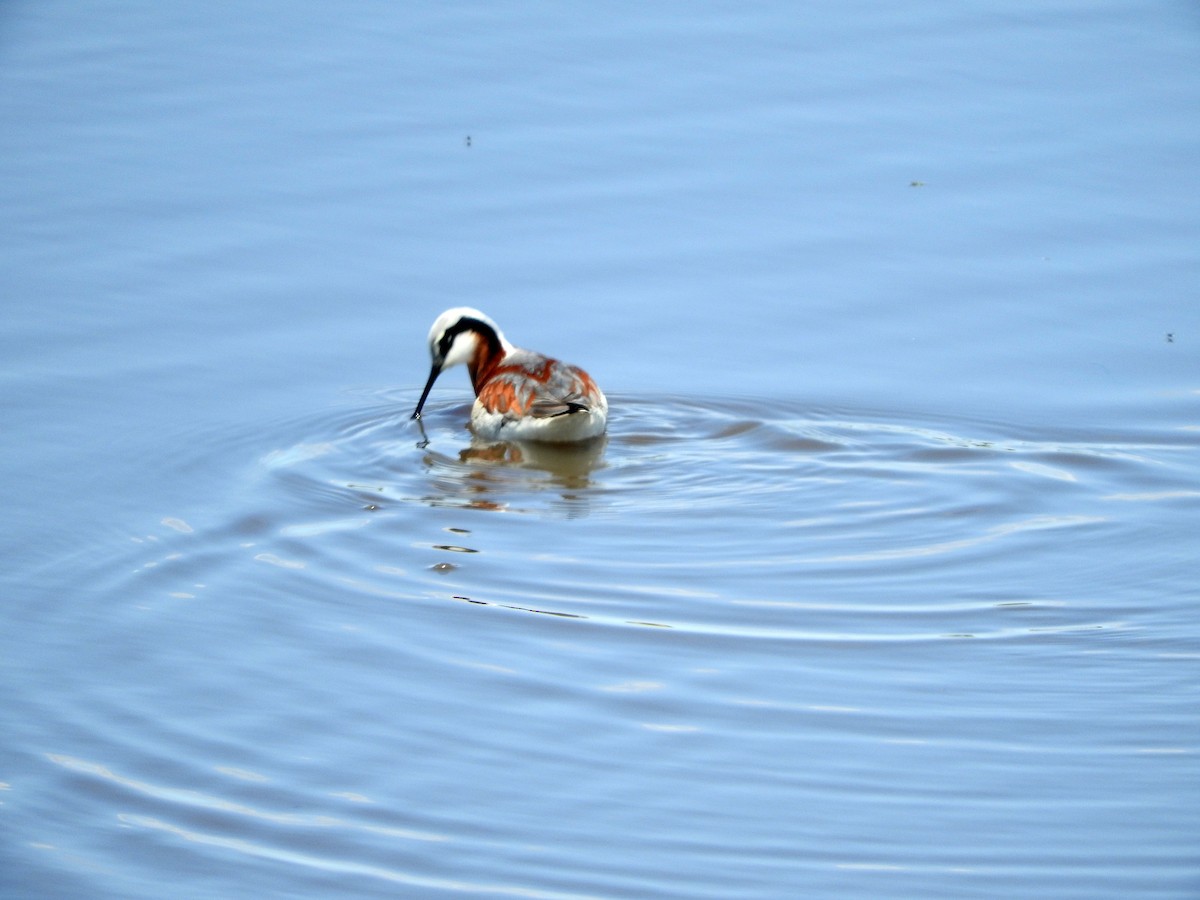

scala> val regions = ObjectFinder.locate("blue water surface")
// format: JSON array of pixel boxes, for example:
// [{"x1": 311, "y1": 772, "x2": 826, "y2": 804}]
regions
[{"x1": 2, "y1": 1, "x2": 1198, "y2": 897}]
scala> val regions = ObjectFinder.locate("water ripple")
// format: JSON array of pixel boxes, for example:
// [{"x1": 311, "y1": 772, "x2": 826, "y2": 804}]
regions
[
  {"x1": 97, "y1": 389, "x2": 1196, "y2": 648},
  {"x1": 24, "y1": 389, "x2": 1195, "y2": 899}
]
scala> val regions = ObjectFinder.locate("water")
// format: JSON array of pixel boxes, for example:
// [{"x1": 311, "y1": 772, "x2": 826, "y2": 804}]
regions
[{"x1": 3, "y1": 1, "x2": 1199, "y2": 897}]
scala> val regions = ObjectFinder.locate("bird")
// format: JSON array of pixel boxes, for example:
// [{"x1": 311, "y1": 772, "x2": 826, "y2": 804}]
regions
[{"x1": 412, "y1": 308, "x2": 608, "y2": 443}]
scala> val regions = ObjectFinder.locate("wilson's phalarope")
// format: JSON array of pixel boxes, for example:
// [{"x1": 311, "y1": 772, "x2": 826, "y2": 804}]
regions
[{"x1": 412, "y1": 308, "x2": 608, "y2": 443}]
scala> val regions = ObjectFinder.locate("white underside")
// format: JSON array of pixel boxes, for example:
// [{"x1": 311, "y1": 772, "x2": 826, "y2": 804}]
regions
[{"x1": 470, "y1": 394, "x2": 608, "y2": 443}]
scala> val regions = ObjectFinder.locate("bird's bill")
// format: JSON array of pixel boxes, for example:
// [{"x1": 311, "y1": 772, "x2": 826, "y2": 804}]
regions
[{"x1": 412, "y1": 363, "x2": 442, "y2": 419}]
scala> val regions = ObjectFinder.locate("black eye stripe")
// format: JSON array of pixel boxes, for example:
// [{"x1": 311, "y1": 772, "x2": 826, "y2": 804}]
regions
[{"x1": 439, "y1": 317, "x2": 501, "y2": 358}]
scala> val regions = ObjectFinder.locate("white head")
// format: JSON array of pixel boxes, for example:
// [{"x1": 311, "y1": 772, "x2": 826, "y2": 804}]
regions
[
  {"x1": 426, "y1": 307, "x2": 510, "y2": 369},
  {"x1": 413, "y1": 308, "x2": 513, "y2": 419}
]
